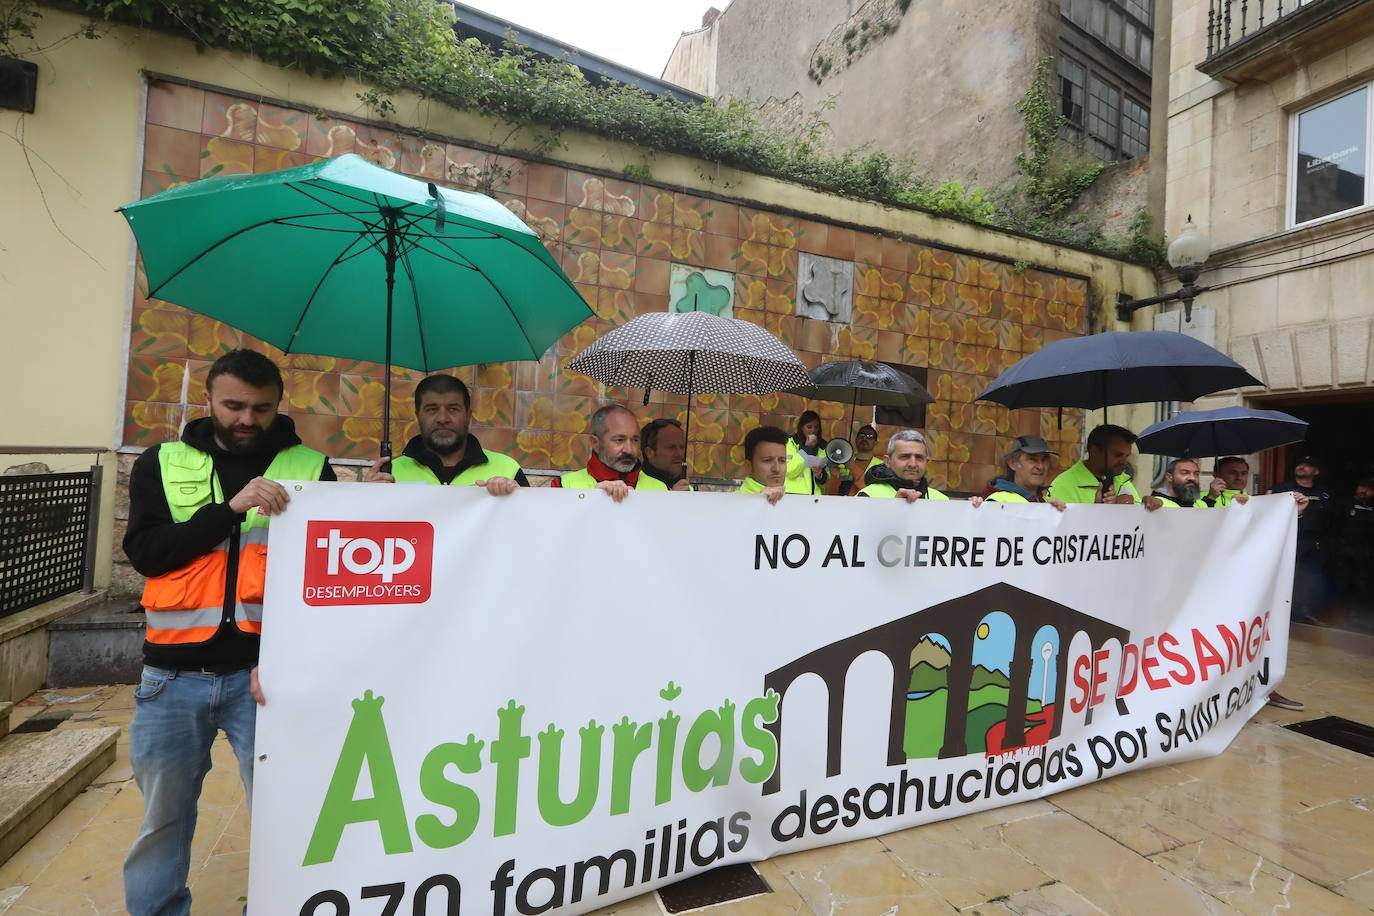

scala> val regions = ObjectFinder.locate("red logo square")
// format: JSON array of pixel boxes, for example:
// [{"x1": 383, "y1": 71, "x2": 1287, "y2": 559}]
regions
[{"x1": 303, "y1": 521, "x2": 433, "y2": 606}]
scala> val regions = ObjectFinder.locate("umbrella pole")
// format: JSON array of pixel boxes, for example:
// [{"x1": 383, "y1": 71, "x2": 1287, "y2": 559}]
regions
[
  {"x1": 381, "y1": 210, "x2": 399, "y2": 460},
  {"x1": 683, "y1": 349, "x2": 696, "y2": 482}
]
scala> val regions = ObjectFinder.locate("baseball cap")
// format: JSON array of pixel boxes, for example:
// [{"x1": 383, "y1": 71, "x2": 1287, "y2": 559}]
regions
[
  {"x1": 1008, "y1": 434, "x2": 1057, "y2": 456},
  {"x1": 1294, "y1": 454, "x2": 1321, "y2": 469}
]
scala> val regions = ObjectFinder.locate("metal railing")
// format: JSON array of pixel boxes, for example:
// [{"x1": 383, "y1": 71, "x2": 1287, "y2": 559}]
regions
[
  {"x1": 0, "y1": 447, "x2": 107, "y2": 618},
  {"x1": 1207, "y1": 0, "x2": 1296, "y2": 56}
]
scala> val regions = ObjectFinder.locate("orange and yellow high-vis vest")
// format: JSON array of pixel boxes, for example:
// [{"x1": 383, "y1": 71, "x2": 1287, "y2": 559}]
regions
[{"x1": 139, "y1": 441, "x2": 327, "y2": 646}]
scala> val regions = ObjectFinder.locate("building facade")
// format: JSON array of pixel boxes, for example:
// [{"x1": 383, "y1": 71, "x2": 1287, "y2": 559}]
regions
[{"x1": 1159, "y1": 0, "x2": 1374, "y2": 629}]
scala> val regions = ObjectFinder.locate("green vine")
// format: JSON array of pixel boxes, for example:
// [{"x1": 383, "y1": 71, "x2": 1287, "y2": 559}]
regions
[
  {"x1": 28, "y1": 3, "x2": 1154, "y2": 264},
  {"x1": 1015, "y1": 57, "x2": 1105, "y2": 220}
]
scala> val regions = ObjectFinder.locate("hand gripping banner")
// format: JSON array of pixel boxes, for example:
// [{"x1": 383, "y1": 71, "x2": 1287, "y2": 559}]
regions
[{"x1": 250, "y1": 484, "x2": 1296, "y2": 916}]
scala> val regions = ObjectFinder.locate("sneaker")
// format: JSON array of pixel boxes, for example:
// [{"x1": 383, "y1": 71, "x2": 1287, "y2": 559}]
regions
[{"x1": 1266, "y1": 692, "x2": 1304, "y2": 712}]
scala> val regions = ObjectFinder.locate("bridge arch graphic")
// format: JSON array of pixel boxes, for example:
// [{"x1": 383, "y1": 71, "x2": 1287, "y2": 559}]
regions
[{"x1": 761, "y1": 582, "x2": 1131, "y2": 796}]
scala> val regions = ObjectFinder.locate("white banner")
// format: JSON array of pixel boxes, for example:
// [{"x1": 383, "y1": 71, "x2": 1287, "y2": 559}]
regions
[{"x1": 250, "y1": 484, "x2": 1296, "y2": 916}]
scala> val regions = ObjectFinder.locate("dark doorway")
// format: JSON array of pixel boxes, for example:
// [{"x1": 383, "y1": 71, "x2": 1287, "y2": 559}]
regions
[{"x1": 1254, "y1": 392, "x2": 1374, "y2": 634}]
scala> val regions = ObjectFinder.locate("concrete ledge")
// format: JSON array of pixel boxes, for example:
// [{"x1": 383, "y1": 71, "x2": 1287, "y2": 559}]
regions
[
  {"x1": 0, "y1": 591, "x2": 108, "y2": 644},
  {"x1": 0, "y1": 726, "x2": 120, "y2": 866},
  {"x1": 0, "y1": 591, "x2": 110, "y2": 703}
]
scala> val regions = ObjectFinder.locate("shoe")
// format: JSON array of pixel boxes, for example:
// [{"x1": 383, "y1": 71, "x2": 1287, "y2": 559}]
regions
[{"x1": 1266, "y1": 692, "x2": 1304, "y2": 712}]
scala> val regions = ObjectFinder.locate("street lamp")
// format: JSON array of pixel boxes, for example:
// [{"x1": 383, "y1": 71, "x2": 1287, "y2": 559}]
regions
[{"x1": 1116, "y1": 215, "x2": 1213, "y2": 324}]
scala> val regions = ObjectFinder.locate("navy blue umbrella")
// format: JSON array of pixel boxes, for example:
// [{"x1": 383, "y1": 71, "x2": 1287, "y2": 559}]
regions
[
  {"x1": 977, "y1": 331, "x2": 1262, "y2": 411},
  {"x1": 1135, "y1": 406, "x2": 1307, "y2": 458}
]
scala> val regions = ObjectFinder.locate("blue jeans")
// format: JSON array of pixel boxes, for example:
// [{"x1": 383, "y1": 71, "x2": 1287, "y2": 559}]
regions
[{"x1": 124, "y1": 666, "x2": 256, "y2": 916}]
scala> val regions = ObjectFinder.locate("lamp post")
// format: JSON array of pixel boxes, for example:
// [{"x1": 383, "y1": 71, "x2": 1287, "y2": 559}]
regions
[{"x1": 1116, "y1": 215, "x2": 1213, "y2": 324}]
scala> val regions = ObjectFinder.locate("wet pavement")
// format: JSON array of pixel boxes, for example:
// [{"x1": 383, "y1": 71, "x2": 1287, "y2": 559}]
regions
[{"x1": 1, "y1": 633, "x2": 1371, "y2": 915}]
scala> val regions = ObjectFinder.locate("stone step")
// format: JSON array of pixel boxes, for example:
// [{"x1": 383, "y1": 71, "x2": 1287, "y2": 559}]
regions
[
  {"x1": 0, "y1": 702, "x2": 11, "y2": 739},
  {"x1": 0, "y1": 726, "x2": 119, "y2": 866},
  {"x1": 46, "y1": 599, "x2": 144, "y2": 688}
]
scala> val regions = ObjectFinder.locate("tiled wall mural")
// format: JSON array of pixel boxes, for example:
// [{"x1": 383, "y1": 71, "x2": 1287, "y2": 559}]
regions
[{"x1": 124, "y1": 80, "x2": 1088, "y2": 491}]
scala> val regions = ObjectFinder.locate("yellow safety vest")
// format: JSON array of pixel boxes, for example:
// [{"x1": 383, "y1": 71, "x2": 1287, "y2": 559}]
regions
[
  {"x1": 559, "y1": 467, "x2": 667, "y2": 490},
  {"x1": 139, "y1": 441, "x2": 327, "y2": 646},
  {"x1": 858, "y1": 482, "x2": 949, "y2": 500},
  {"x1": 986, "y1": 490, "x2": 1029, "y2": 503},
  {"x1": 391, "y1": 450, "x2": 521, "y2": 486},
  {"x1": 785, "y1": 438, "x2": 821, "y2": 495}
]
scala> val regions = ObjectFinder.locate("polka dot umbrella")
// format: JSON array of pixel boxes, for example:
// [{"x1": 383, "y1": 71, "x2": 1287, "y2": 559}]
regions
[{"x1": 567, "y1": 310, "x2": 812, "y2": 477}]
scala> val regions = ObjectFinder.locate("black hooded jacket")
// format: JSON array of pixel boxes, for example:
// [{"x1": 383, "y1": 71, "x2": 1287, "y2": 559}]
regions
[
  {"x1": 124, "y1": 415, "x2": 335, "y2": 670},
  {"x1": 394, "y1": 434, "x2": 530, "y2": 486}
]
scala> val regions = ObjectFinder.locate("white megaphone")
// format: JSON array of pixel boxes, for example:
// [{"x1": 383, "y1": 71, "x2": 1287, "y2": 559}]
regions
[{"x1": 825, "y1": 437, "x2": 854, "y2": 464}]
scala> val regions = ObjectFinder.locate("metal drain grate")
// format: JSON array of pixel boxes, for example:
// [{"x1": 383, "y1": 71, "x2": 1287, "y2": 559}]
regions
[
  {"x1": 11, "y1": 711, "x2": 71, "y2": 734},
  {"x1": 1284, "y1": 716, "x2": 1374, "y2": 757},
  {"x1": 657, "y1": 864, "x2": 771, "y2": 913}
]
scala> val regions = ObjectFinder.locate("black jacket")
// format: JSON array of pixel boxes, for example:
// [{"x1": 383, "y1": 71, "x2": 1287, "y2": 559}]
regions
[
  {"x1": 860, "y1": 462, "x2": 927, "y2": 495},
  {"x1": 393, "y1": 434, "x2": 529, "y2": 486},
  {"x1": 124, "y1": 415, "x2": 335, "y2": 670}
]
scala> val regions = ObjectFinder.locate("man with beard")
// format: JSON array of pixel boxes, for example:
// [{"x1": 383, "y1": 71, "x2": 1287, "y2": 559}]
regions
[
  {"x1": 640, "y1": 417, "x2": 692, "y2": 491},
  {"x1": 553, "y1": 404, "x2": 664, "y2": 501},
  {"x1": 1152, "y1": 457, "x2": 1207, "y2": 507},
  {"x1": 976, "y1": 435, "x2": 1067, "y2": 509},
  {"x1": 737, "y1": 425, "x2": 788, "y2": 505},
  {"x1": 363, "y1": 375, "x2": 527, "y2": 493},
  {"x1": 122, "y1": 349, "x2": 333, "y2": 916},
  {"x1": 1048, "y1": 424, "x2": 1163, "y2": 509},
  {"x1": 858, "y1": 430, "x2": 949, "y2": 501}
]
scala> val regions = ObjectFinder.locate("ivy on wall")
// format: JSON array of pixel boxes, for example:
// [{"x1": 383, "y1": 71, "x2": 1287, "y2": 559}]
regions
[{"x1": 8, "y1": 1, "x2": 1161, "y2": 265}]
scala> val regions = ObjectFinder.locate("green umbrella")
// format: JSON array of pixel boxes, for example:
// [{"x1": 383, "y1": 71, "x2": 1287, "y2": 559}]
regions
[{"x1": 119, "y1": 153, "x2": 592, "y2": 456}]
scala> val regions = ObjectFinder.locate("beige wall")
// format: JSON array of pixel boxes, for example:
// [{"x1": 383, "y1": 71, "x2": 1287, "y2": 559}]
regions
[
  {"x1": 660, "y1": 21, "x2": 718, "y2": 94},
  {"x1": 5, "y1": 8, "x2": 1155, "y2": 589}
]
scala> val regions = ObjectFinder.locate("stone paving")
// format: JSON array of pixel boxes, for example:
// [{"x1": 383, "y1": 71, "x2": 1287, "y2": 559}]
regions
[{"x1": 0, "y1": 634, "x2": 1371, "y2": 915}]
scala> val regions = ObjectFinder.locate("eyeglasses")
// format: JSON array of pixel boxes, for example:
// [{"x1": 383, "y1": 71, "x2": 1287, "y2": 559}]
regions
[{"x1": 857, "y1": 432, "x2": 877, "y2": 440}]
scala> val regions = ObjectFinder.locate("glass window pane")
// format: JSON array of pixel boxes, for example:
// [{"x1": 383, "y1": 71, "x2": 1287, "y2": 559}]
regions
[
  {"x1": 1107, "y1": 8, "x2": 1124, "y2": 48},
  {"x1": 1091, "y1": 2, "x2": 1106, "y2": 35},
  {"x1": 1294, "y1": 88, "x2": 1368, "y2": 224},
  {"x1": 1058, "y1": 56, "x2": 1086, "y2": 126}
]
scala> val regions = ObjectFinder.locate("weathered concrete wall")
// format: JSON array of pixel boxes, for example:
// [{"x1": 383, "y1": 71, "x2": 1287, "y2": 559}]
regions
[
  {"x1": 1068, "y1": 154, "x2": 1153, "y2": 242},
  {"x1": 660, "y1": 21, "x2": 718, "y2": 94},
  {"x1": 705, "y1": 0, "x2": 1057, "y2": 187}
]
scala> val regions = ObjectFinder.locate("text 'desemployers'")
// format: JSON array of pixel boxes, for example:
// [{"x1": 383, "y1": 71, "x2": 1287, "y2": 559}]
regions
[{"x1": 303, "y1": 521, "x2": 433, "y2": 605}]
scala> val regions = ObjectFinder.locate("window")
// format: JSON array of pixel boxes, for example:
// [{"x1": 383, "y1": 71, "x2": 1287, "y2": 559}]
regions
[
  {"x1": 1063, "y1": 0, "x2": 1154, "y2": 69},
  {"x1": 1122, "y1": 97, "x2": 1149, "y2": 158},
  {"x1": 1290, "y1": 85, "x2": 1372, "y2": 226},
  {"x1": 1086, "y1": 74, "x2": 1121, "y2": 160},
  {"x1": 1056, "y1": 54, "x2": 1149, "y2": 161},
  {"x1": 1059, "y1": 56, "x2": 1086, "y2": 129}
]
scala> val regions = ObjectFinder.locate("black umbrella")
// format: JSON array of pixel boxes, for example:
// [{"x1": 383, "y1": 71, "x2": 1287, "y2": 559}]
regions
[
  {"x1": 791, "y1": 359, "x2": 934, "y2": 407},
  {"x1": 1135, "y1": 407, "x2": 1307, "y2": 458},
  {"x1": 977, "y1": 331, "x2": 1262, "y2": 412},
  {"x1": 567, "y1": 310, "x2": 811, "y2": 477},
  {"x1": 787, "y1": 359, "x2": 934, "y2": 461}
]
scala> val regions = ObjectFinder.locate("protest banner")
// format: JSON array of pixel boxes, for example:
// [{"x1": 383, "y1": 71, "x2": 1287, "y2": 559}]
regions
[{"x1": 249, "y1": 483, "x2": 1295, "y2": 915}]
